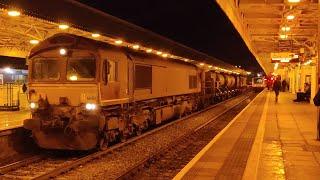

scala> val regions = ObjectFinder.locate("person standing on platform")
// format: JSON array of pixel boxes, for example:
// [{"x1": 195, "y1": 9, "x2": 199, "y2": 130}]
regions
[
  {"x1": 273, "y1": 76, "x2": 281, "y2": 102},
  {"x1": 282, "y1": 80, "x2": 287, "y2": 92}
]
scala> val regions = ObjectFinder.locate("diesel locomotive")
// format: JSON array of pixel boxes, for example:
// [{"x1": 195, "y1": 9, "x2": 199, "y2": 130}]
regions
[{"x1": 23, "y1": 33, "x2": 247, "y2": 150}]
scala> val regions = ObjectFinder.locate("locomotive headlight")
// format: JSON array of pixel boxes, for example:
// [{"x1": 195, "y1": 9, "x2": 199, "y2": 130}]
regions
[
  {"x1": 85, "y1": 103, "x2": 96, "y2": 110},
  {"x1": 30, "y1": 102, "x2": 38, "y2": 109}
]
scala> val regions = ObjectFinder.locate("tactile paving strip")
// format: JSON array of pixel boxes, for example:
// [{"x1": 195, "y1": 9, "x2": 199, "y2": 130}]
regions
[{"x1": 214, "y1": 95, "x2": 266, "y2": 180}]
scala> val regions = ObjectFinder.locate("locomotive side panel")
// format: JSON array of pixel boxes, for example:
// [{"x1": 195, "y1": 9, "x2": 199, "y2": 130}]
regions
[
  {"x1": 132, "y1": 55, "x2": 200, "y2": 101},
  {"x1": 99, "y1": 49, "x2": 130, "y2": 105}
]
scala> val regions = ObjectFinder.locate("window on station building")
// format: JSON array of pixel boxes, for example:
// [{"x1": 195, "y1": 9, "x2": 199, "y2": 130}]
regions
[
  {"x1": 189, "y1": 75, "x2": 197, "y2": 89},
  {"x1": 134, "y1": 64, "x2": 152, "y2": 89}
]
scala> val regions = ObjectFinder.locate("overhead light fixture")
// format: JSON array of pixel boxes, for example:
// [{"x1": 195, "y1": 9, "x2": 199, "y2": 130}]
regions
[
  {"x1": 156, "y1": 51, "x2": 162, "y2": 55},
  {"x1": 146, "y1": 48, "x2": 153, "y2": 53},
  {"x1": 279, "y1": 34, "x2": 288, "y2": 39},
  {"x1": 208, "y1": 65, "x2": 213, "y2": 68},
  {"x1": 115, "y1": 40, "x2": 123, "y2": 45},
  {"x1": 8, "y1": 10, "x2": 21, "y2": 17},
  {"x1": 3, "y1": 67, "x2": 14, "y2": 74},
  {"x1": 59, "y1": 48, "x2": 67, "y2": 55},
  {"x1": 162, "y1": 53, "x2": 168, "y2": 58},
  {"x1": 274, "y1": 63, "x2": 279, "y2": 70},
  {"x1": 59, "y1": 24, "x2": 69, "y2": 30},
  {"x1": 286, "y1": 15, "x2": 295, "y2": 20},
  {"x1": 199, "y1": 63, "x2": 205, "y2": 66},
  {"x1": 132, "y1": 44, "x2": 140, "y2": 49},
  {"x1": 91, "y1": 33, "x2": 100, "y2": 38},
  {"x1": 184, "y1": 59, "x2": 189, "y2": 62},
  {"x1": 288, "y1": 0, "x2": 300, "y2": 3},
  {"x1": 29, "y1": 39, "x2": 39, "y2": 45},
  {"x1": 281, "y1": 26, "x2": 291, "y2": 31}
]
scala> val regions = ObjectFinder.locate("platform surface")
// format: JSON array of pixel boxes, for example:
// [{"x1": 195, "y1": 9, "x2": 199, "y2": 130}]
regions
[
  {"x1": 0, "y1": 110, "x2": 30, "y2": 131},
  {"x1": 174, "y1": 90, "x2": 320, "y2": 180}
]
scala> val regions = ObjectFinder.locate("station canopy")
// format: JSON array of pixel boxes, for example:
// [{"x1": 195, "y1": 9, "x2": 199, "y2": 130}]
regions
[
  {"x1": 0, "y1": 0, "x2": 244, "y2": 74},
  {"x1": 216, "y1": 0, "x2": 318, "y2": 74}
]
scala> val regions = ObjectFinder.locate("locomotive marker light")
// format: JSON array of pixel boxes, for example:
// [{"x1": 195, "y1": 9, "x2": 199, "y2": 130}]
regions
[
  {"x1": 85, "y1": 103, "x2": 97, "y2": 110},
  {"x1": 59, "y1": 48, "x2": 67, "y2": 55},
  {"x1": 59, "y1": 24, "x2": 69, "y2": 30},
  {"x1": 8, "y1": 10, "x2": 21, "y2": 17}
]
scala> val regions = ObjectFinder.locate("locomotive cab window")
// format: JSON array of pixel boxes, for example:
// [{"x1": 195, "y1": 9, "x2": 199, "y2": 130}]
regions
[
  {"x1": 67, "y1": 52, "x2": 96, "y2": 81},
  {"x1": 32, "y1": 58, "x2": 62, "y2": 81}
]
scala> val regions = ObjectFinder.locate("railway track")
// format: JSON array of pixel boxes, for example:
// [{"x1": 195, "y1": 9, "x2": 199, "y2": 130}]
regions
[
  {"x1": 116, "y1": 92, "x2": 257, "y2": 179},
  {"x1": 0, "y1": 92, "x2": 255, "y2": 179}
]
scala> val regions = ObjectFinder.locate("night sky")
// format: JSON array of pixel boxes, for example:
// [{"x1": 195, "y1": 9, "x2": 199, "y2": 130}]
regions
[{"x1": 76, "y1": 0, "x2": 263, "y2": 73}]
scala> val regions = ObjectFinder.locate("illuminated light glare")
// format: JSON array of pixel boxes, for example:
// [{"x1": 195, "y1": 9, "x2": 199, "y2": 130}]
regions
[
  {"x1": 199, "y1": 63, "x2": 205, "y2": 66},
  {"x1": 8, "y1": 10, "x2": 20, "y2": 17},
  {"x1": 29, "y1": 39, "x2": 39, "y2": 45},
  {"x1": 279, "y1": 34, "x2": 288, "y2": 39},
  {"x1": 288, "y1": 0, "x2": 300, "y2": 3},
  {"x1": 162, "y1": 53, "x2": 168, "y2": 58},
  {"x1": 59, "y1": 48, "x2": 67, "y2": 55},
  {"x1": 274, "y1": 63, "x2": 279, "y2": 70},
  {"x1": 146, "y1": 49, "x2": 153, "y2": 53},
  {"x1": 286, "y1": 15, "x2": 295, "y2": 20},
  {"x1": 69, "y1": 75, "x2": 78, "y2": 81},
  {"x1": 132, "y1": 45, "x2": 140, "y2": 50},
  {"x1": 208, "y1": 65, "x2": 213, "y2": 68},
  {"x1": 91, "y1": 33, "x2": 100, "y2": 38},
  {"x1": 304, "y1": 60, "x2": 312, "y2": 65},
  {"x1": 247, "y1": 72, "x2": 251, "y2": 75},
  {"x1": 59, "y1": 24, "x2": 69, "y2": 30},
  {"x1": 30, "y1": 102, "x2": 37, "y2": 109},
  {"x1": 115, "y1": 40, "x2": 123, "y2": 45},
  {"x1": 85, "y1": 103, "x2": 96, "y2": 110},
  {"x1": 3, "y1": 67, "x2": 14, "y2": 74},
  {"x1": 281, "y1": 26, "x2": 291, "y2": 31},
  {"x1": 156, "y1": 51, "x2": 163, "y2": 55},
  {"x1": 184, "y1": 59, "x2": 189, "y2": 62}
]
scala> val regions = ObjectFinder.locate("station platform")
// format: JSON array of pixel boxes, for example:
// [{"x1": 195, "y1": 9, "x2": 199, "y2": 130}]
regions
[
  {"x1": 0, "y1": 110, "x2": 30, "y2": 131},
  {"x1": 174, "y1": 90, "x2": 320, "y2": 180}
]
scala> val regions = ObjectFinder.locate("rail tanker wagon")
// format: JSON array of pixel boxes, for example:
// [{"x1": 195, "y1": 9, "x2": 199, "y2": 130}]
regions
[{"x1": 24, "y1": 33, "x2": 202, "y2": 150}]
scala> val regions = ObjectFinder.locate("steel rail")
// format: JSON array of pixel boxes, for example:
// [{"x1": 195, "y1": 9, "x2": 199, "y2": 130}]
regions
[
  {"x1": 0, "y1": 92, "x2": 250, "y2": 179},
  {"x1": 115, "y1": 93, "x2": 253, "y2": 179}
]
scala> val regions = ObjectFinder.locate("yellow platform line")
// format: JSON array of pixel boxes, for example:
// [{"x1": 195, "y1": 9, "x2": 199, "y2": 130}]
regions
[
  {"x1": 173, "y1": 90, "x2": 266, "y2": 180},
  {"x1": 242, "y1": 91, "x2": 270, "y2": 180}
]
